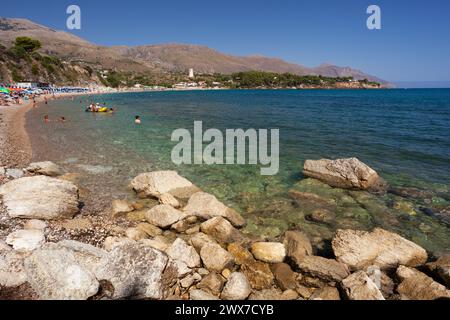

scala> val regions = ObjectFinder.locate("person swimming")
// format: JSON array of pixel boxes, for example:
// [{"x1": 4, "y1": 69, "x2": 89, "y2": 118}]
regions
[
  {"x1": 44, "y1": 115, "x2": 50, "y2": 123},
  {"x1": 59, "y1": 116, "x2": 66, "y2": 123},
  {"x1": 135, "y1": 116, "x2": 141, "y2": 124}
]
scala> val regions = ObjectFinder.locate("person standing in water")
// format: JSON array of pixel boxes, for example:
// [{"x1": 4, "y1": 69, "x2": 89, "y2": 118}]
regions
[
  {"x1": 135, "y1": 116, "x2": 141, "y2": 124},
  {"x1": 43, "y1": 115, "x2": 50, "y2": 123}
]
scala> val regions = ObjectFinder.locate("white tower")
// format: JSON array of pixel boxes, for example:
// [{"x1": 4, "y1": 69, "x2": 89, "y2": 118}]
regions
[{"x1": 189, "y1": 68, "x2": 194, "y2": 79}]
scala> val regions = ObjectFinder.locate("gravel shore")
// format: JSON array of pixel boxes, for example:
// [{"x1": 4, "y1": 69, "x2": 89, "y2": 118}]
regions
[{"x1": 0, "y1": 101, "x2": 32, "y2": 168}]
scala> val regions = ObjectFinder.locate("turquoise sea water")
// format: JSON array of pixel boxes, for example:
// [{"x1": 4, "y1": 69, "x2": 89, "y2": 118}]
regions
[{"x1": 27, "y1": 89, "x2": 450, "y2": 253}]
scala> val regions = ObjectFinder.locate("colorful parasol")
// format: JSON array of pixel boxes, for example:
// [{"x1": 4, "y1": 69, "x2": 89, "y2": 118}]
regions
[{"x1": 0, "y1": 87, "x2": 11, "y2": 94}]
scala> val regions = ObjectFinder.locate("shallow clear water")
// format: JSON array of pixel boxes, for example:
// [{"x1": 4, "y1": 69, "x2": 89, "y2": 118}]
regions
[{"x1": 27, "y1": 89, "x2": 450, "y2": 253}]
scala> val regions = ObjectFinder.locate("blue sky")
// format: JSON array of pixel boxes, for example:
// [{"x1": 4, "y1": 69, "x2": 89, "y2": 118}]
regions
[{"x1": 2, "y1": 0, "x2": 450, "y2": 82}]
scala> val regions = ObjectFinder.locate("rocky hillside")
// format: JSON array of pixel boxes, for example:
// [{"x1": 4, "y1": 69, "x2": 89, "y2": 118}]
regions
[
  {"x1": 0, "y1": 18, "x2": 152, "y2": 74},
  {"x1": 0, "y1": 41, "x2": 99, "y2": 85},
  {"x1": 0, "y1": 18, "x2": 389, "y2": 86},
  {"x1": 118, "y1": 44, "x2": 387, "y2": 84}
]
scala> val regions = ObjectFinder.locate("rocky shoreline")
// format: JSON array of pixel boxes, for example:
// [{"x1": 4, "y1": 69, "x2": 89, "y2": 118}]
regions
[{"x1": 1, "y1": 160, "x2": 449, "y2": 300}]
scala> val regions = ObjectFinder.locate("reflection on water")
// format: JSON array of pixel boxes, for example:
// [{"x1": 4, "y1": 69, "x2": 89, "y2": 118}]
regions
[{"x1": 27, "y1": 89, "x2": 450, "y2": 253}]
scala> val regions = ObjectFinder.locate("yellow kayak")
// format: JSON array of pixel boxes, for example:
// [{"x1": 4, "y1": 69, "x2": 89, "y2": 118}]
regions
[{"x1": 86, "y1": 107, "x2": 109, "y2": 113}]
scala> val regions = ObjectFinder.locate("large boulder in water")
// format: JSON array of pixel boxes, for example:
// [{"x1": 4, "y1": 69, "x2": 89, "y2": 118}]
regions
[
  {"x1": 0, "y1": 176, "x2": 79, "y2": 220},
  {"x1": 332, "y1": 228, "x2": 427, "y2": 270},
  {"x1": 130, "y1": 171, "x2": 199, "y2": 198},
  {"x1": 303, "y1": 158, "x2": 386, "y2": 192}
]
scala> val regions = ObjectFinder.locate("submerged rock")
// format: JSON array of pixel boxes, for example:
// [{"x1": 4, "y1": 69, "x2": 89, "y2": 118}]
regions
[
  {"x1": 221, "y1": 272, "x2": 251, "y2": 300},
  {"x1": 341, "y1": 271, "x2": 385, "y2": 300},
  {"x1": 145, "y1": 204, "x2": 185, "y2": 228},
  {"x1": 251, "y1": 242, "x2": 286, "y2": 263},
  {"x1": 393, "y1": 201, "x2": 417, "y2": 216},
  {"x1": 332, "y1": 228, "x2": 428, "y2": 270},
  {"x1": 6, "y1": 229, "x2": 45, "y2": 251},
  {"x1": 396, "y1": 266, "x2": 450, "y2": 300},
  {"x1": 420, "y1": 207, "x2": 450, "y2": 227},
  {"x1": 0, "y1": 176, "x2": 79, "y2": 220},
  {"x1": 184, "y1": 192, "x2": 246, "y2": 227},
  {"x1": 306, "y1": 208, "x2": 336, "y2": 224},
  {"x1": 289, "y1": 190, "x2": 337, "y2": 209},
  {"x1": 130, "y1": 171, "x2": 197, "y2": 198},
  {"x1": 388, "y1": 186, "x2": 433, "y2": 200},
  {"x1": 111, "y1": 199, "x2": 134, "y2": 217},
  {"x1": 303, "y1": 158, "x2": 386, "y2": 192},
  {"x1": 26, "y1": 161, "x2": 63, "y2": 177}
]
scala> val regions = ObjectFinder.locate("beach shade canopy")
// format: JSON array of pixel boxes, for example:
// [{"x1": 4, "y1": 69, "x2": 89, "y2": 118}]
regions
[{"x1": 0, "y1": 87, "x2": 11, "y2": 94}]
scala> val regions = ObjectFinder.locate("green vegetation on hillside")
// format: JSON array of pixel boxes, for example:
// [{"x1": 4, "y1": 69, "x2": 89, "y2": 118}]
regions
[
  {"x1": 225, "y1": 71, "x2": 360, "y2": 88},
  {"x1": 14, "y1": 36, "x2": 42, "y2": 52},
  {"x1": 0, "y1": 37, "x2": 95, "y2": 84}
]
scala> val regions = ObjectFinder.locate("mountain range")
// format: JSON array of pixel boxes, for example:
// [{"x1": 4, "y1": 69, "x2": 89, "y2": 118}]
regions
[{"x1": 0, "y1": 18, "x2": 389, "y2": 85}]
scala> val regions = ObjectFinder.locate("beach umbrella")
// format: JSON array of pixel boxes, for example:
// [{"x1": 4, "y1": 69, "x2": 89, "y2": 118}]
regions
[{"x1": 0, "y1": 87, "x2": 10, "y2": 94}]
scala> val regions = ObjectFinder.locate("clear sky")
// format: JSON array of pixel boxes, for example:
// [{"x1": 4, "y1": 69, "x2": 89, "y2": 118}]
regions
[{"x1": 2, "y1": 0, "x2": 450, "y2": 82}]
